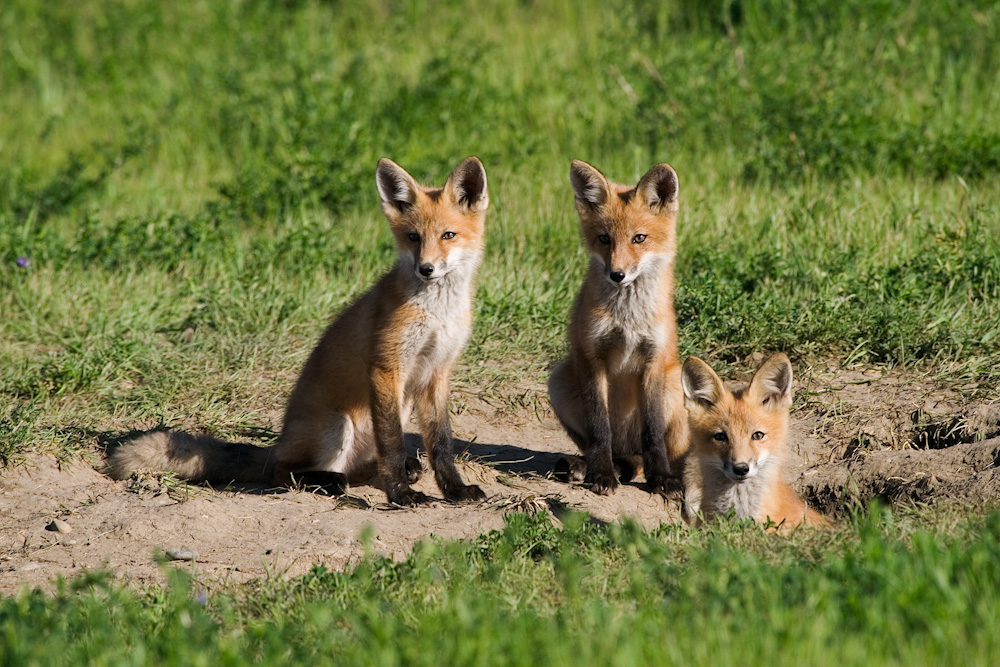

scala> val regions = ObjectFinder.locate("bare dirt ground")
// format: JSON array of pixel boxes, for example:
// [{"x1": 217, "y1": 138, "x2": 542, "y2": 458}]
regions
[{"x1": 3, "y1": 362, "x2": 999, "y2": 595}]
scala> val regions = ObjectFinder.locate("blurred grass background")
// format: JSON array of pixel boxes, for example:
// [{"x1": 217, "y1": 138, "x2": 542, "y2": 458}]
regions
[{"x1": 1, "y1": 0, "x2": 999, "y2": 455}]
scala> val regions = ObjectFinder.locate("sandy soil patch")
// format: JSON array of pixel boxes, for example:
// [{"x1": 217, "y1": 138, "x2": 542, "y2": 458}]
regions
[{"x1": 3, "y1": 365, "x2": 998, "y2": 594}]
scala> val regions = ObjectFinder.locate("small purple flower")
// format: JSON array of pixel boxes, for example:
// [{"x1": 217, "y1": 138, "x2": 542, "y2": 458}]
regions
[{"x1": 16, "y1": 257, "x2": 29, "y2": 268}]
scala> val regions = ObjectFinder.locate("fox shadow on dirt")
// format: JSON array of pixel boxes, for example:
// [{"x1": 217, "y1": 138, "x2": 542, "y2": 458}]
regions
[
  {"x1": 74, "y1": 425, "x2": 363, "y2": 504},
  {"x1": 73, "y1": 425, "x2": 573, "y2": 503}
]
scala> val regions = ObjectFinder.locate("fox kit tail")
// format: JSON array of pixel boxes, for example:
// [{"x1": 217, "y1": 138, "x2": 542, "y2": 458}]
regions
[{"x1": 107, "y1": 431, "x2": 275, "y2": 486}]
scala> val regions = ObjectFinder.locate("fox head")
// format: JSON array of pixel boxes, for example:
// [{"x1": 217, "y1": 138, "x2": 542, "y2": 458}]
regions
[
  {"x1": 376, "y1": 156, "x2": 489, "y2": 283},
  {"x1": 569, "y1": 160, "x2": 679, "y2": 287},
  {"x1": 682, "y1": 354, "x2": 793, "y2": 483}
]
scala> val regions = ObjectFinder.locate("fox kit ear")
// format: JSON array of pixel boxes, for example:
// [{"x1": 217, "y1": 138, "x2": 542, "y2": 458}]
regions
[
  {"x1": 635, "y1": 163, "x2": 679, "y2": 214},
  {"x1": 445, "y1": 156, "x2": 489, "y2": 214},
  {"x1": 682, "y1": 357, "x2": 726, "y2": 409},
  {"x1": 376, "y1": 158, "x2": 420, "y2": 215},
  {"x1": 748, "y1": 353, "x2": 793, "y2": 408},
  {"x1": 570, "y1": 160, "x2": 611, "y2": 211}
]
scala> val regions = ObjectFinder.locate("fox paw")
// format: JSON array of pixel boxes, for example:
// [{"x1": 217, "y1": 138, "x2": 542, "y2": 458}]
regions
[
  {"x1": 443, "y1": 484, "x2": 487, "y2": 503},
  {"x1": 290, "y1": 470, "x2": 347, "y2": 496},
  {"x1": 587, "y1": 473, "x2": 618, "y2": 496},
  {"x1": 405, "y1": 456, "x2": 423, "y2": 484},
  {"x1": 387, "y1": 487, "x2": 432, "y2": 507},
  {"x1": 645, "y1": 474, "x2": 683, "y2": 499},
  {"x1": 613, "y1": 457, "x2": 640, "y2": 484},
  {"x1": 553, "y1": 455, "x2": 587, "y2": 483},
  {"x1": 645, "y1": 477, "x2": 670, "y2": 497}
]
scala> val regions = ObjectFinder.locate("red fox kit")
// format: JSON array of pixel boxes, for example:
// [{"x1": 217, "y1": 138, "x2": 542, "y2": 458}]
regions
[
  {"x1": 548, "y1": 160, "x2": 689, "y2": 495},
  {"x1": 109, "y1": 157, "x2": 489, "y2": 506},
  {"x1": 682, "y1": 353, "x2": 826, "y2": 528}
]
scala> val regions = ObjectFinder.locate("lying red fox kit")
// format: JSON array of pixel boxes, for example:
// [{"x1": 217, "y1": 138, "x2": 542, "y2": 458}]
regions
[
  {"x1": 682, "y1": 353, "x2": 826, "y2": 528},
  {"x1": 548, "y1": 160, "x2": 689, "y2": 495},
  {"x1": 109, "y1": 157, "x2": 489, "y2": 506}
]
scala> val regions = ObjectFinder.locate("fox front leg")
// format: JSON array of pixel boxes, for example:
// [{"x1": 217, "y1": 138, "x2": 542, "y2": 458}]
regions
[
  {"x1": 417, "y1": 373, "x2": 485, "y2": 503},
  {"x1": 371, "y1": 367, "x2": 431, "y2": 506},
  {"x1": 640, "y1": 371, "x2": 673, "y2": 495}
]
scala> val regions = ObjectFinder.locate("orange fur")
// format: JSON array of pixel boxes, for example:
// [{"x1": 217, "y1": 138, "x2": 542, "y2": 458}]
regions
[
  {"x1": 110, "y1": 157, "x2": 489, "y2": 506},
  {"x1": 548, "y1": 161, "x2": 688, "y2": 495},
  {"x1": 682, "y1": 354, "x2": 828, "y2": 529}
]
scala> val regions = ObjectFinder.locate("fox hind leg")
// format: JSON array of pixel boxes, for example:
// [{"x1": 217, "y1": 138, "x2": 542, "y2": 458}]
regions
[
  {"x1": 547, "y1": 361, "x2": 589, "y2": 452},
  {"x1": 548, "y1": 360, "x2": 618, "y2": 493},
  {"x1": 548, "y1": 362, "x2": 593, "y2": 485},
  {"x1": 275, "y1": 411, "x2": 366, "y2": 492}
]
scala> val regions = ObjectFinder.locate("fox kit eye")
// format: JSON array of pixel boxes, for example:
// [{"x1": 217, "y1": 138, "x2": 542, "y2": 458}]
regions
[
  {"x1": 441, "y1": 231, "x2": 456, "y2": 240},
  {"x1": 713, "y1": 432, "x2": 728, "y2": 442},
  {"x1": 752, "y1": 431, "x2": 765, "y2": 440},
  {"x1": 632, "y1": 233, "x2": 647, "y2": 244},
  {"x1": 598, "y1": 234, "x2": 611, "y2": 245},
  {"x1": 407, "y1": 232, "x2": 420, "y2": 242}
]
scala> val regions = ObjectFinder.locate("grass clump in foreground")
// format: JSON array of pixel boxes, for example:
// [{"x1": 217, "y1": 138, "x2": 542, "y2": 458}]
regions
[{"x1": 2, "y1": 507, "x2": 999, "y2": 666}]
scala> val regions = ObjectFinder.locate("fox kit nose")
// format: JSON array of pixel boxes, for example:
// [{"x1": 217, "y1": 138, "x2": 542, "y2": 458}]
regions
[
  {"x1": 610, "y1": 270, "x2": 625, "y2": 283},
  {"x1": 418, "y1": 263, "x2": 435, "y2": 277},
  {"x1": 732, "y1": 462, "x2": 750, "y2": 478}
]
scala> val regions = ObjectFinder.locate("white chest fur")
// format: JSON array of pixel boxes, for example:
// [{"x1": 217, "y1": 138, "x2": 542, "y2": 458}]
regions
[
  {"x1": 696, "y1": 457, "x2": 779, "y2": 521},
  {"x1": 587, "y1": 268, "x2": 669, "y2": 373},
  {"x1": 401, "y1": 259, "x2": 477, "y2": 389},
  {"x1": 705, "y1": 476, "x2": 766, "y2": 518}
]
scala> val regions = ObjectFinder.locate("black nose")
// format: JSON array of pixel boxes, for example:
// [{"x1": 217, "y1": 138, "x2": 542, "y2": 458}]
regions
[
  {"x1": 732, "y1": 463, "x2": 750, "y2": 477},
  {"x1": 610, "y1": 270, "x2": 625, "y2": 283},
  {"x1": 419, "y1": 263, "x2": 434, "y2": 277}
]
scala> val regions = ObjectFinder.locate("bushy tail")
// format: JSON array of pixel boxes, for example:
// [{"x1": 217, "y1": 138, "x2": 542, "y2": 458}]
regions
[{"x1": 107, "y1": 431, "x2": 275, "y2": 485}]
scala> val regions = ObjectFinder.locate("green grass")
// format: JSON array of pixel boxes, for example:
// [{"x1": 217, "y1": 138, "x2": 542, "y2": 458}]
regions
[
  {"x1": 2, "y1": 1, "x2": 1000, "y2": 659},
  {"x1": 4, "y1": 508, "x2": 1000, "y2": 666},
  {"x1": 2, "y1": 2, "x2": 998, "y2": 450}
]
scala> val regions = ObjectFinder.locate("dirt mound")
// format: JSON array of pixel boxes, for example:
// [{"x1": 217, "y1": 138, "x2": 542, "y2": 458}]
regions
[
  {"x1": 786, "y1": 362, "x2": 1000, "y2": 513},
  {"x1": 799, "y1": 438, "x2": 1000, "y2": 512},
  {"x1": 2, "y1": 365, "x2": 998, "y2": 594}
]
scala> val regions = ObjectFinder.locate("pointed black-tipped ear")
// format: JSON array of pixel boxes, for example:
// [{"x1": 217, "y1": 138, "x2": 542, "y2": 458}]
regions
[
  {"x1": 682, "y1": 357, "x2": 725, "y2": 409},
  {"x1": 570, "y1": 160, "x2": 611, "y2": 211},
  {"x1": 747, "y1": 353, "x2": 793, "y2": 408},
  {"x1": 635, "y1": 163, "x2": 679, "y2": 214},
  {"x1": 444, "y1": 156, "x2": 489, "y2": 213},
  {"x1": 376, "y1": 158, "x2": 420, "y2": 214}
]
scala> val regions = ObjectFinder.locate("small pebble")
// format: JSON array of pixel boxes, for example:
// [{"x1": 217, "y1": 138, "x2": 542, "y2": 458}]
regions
[
  {"x1": 165, "y1": 548, "x2": 198, "y2": 561},
  {"x1": 18, "y1": 562, "x2": 41, "y2": 572},
  {"x1": 45, "y1": 519, "x2": 73, "y2": 534}
]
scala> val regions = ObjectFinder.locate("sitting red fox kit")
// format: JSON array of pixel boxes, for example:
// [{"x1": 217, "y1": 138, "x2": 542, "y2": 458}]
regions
[
  {"x1": 682, "y1": 353, "x2": 826, "y2": 528},
  {"x1": 548, "y1": 160, "x2": 689, "y2": 495},
  {"x1": 109, "y1": 157, "x2": 489, "y2": 505}
]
